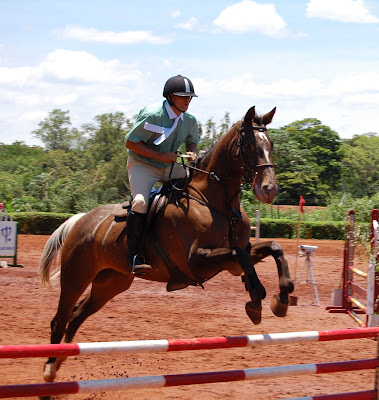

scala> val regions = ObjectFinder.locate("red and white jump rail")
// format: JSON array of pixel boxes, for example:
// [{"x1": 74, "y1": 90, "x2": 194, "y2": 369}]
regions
[
  {"x1": 1, "y1": 327, "x2": 379, "y2": 359},
  {"x1": 327, "y1": 209, "x2": 379, "y2": 328},
  {"x1": 0, "y1": 358, "x2": 378, "y2": 398},
  {"x1": 281, "y1": 389, "x2": 377, "y2": 400}
]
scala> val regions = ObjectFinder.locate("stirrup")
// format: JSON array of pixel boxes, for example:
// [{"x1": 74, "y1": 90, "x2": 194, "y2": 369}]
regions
[{"x1": 131, "y1": 254, "x2": 152, "y2": 276}]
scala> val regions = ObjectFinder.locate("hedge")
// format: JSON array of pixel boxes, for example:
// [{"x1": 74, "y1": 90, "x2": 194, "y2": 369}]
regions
[
  {"x1": 11, "y1": 212, "x2": 73, "y2": 234},
  {"x1": 252, "y1": 218, "x2": 346, "y2": 240},
  {"x1": 8, "y1": 212, "x2": 347, "y2": 240}
]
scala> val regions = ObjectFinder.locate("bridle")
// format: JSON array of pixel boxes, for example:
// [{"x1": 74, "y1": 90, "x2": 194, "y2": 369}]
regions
[
  {"x1": 235, "y1": 121, "x2": 274, "y2": 185},
  {"x1": 174, "y1": 120, "x2": 274, "y2": 186}
]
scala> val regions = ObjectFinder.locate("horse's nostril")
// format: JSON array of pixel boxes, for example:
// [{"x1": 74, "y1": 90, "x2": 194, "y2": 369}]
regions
[
  {"x1": 263, "y1": 184, "x2": 272, "y2": 194},
  {"x1": 262, "y1": 184, "x2": 278, "y2": 198}
]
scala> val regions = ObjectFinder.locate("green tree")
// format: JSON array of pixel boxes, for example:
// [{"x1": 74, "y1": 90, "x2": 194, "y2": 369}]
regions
[
  {"x1": 0, "y1": 142, "x2": 46, "y2": 211},
  {"x1": 339, "y1": 133, "x2": 379, "y2": 198},
  {"x1": 266, "y1": 129, "x2": 325, "y2": 205},
  {"x1": 282, "y1": 118, "x2": 342, "y2": 191},
  {"x1": 32, "y1": 109, "x2": 81, "y2": 151},
  {"x1": 81, "y1": 112, "x2": 132, "y2": 202},
  {"x1": 266, "y1": 119, "x2": 342, "y2": 205},
  {"x1": 198, "y1": 118, "x2": 217, "y2": 152},
  {"x1": 218, "y1": 112, "x2": 231, "y2": 137}
]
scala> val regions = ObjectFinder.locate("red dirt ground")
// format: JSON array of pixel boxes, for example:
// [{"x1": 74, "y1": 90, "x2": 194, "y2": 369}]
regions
[{"x1": 0, "y1": 235, "x2": 377, "y2": 400}]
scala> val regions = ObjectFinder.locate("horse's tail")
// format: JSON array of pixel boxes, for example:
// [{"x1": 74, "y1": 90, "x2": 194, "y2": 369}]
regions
[{"x1": 38, "y1": 213, "x2": 86, "y2": 286}]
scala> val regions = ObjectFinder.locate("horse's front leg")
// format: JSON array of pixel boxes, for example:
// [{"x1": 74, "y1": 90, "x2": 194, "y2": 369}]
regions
[
  {"x1": 190, "y1": 247, "x2": 266, "y2": 325},
  {"x1": 250, "y1": 241, "x2": 294, "y2": 318}
]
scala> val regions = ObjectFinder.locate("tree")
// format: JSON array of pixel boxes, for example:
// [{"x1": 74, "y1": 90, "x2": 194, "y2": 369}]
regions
[
  {"x1": 218, "y1": 112, "x2": 231, "y2": 137},
  {"x1": 0, "y1": 142, "x2": 46, "y2": 211},
  {"x1": 32, "y1": 109, "x2": 81, "y2": 151},
  {"x1": 267, "y1": 119, "x2": 342, "y2": 204},
  {"x1": 340, "y1": 133, "x2": 379, "y2": 198},
  {"x1": 282, "y1": 118, "x2": 342, "y2": 191},
  {"x1": 81, "y1": 112, "x2": 132, "y2": 202},
  {"x1": 268, "y1": 129, "x2": 326, "y2": 204}
]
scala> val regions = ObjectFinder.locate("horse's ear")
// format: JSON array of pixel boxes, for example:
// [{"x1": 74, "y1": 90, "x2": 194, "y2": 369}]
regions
[
  {"x1": 244, "y1": 106, "x2": 256, "y2": 125},
  {"x1": 262, "y1": 107, "x2": 276, "y2": 126}
]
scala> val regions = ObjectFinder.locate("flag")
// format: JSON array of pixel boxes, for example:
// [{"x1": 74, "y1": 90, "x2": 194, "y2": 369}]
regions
[{"x1": 299, "y1": 196, "x2": 305, "y2": 213}]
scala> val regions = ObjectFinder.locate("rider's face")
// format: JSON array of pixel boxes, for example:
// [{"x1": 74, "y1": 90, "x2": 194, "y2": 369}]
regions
[{"x1": 170, "y1": 94, "x2": 192, "y2": 114}]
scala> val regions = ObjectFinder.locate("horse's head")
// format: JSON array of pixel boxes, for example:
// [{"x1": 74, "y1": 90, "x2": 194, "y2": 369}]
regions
[{"x1": 237, "y1": 106, "x2": 278, "y2": 204}]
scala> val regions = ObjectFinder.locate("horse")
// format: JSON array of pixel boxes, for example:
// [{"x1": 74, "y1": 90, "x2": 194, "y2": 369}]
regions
[{"x1": 39, "y1": 106, "x2": 294, "y2": 382}]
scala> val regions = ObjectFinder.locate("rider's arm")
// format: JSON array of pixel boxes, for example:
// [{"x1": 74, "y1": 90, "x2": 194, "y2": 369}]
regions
[{"x1": 126, "y1": 140, "x2": 177, "y2": 164}]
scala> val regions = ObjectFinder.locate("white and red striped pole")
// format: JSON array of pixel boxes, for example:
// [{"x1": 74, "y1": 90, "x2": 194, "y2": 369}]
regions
[
  {"x1": 281, "y1": 389, "x2": 377, "y2": 400},
  {"x1": 1, "y1": 327, "x2": 379, "y2": 359},
  {"x1": 0, "y1": 358, "x2": 378, "y2": 398}
]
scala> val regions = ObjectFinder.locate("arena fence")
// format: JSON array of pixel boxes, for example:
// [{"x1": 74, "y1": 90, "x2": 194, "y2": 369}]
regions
[{"x1": 327, "y1": 209, "x2": 379, "y2": 328}]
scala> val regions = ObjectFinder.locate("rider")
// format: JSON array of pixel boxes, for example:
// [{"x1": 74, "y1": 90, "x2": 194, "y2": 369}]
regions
[{"x1": 125, "y1": 75, "x2": 199, "y2": 275}]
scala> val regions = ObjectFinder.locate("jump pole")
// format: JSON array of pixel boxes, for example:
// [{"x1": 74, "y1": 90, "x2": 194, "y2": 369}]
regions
[
  {"x1": 2, "y1": 327, "x2": 379, "y2": 359},
  {"x1": 281, "y1": 389, "x2": 377, "y2": 400},
  {"x1": 0, "y1": 358, "x2": 378, "y2": 398}
]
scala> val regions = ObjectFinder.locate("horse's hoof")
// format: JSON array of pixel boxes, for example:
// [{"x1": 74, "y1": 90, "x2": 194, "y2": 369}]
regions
[
  {"x1": 270, "y1": 294, "x2": 288, "y2": 317},
  {"x1": 245, "y1": 301, "x2": 262, "y2": 324},
  {"x1": 43, "y1": 362, "x2": 57, "y2": 382}
]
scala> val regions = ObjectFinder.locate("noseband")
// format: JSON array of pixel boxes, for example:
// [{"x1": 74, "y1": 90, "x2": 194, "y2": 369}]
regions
[{"x1": 236, "y1": 122, "x2": 274, "y2": 184}]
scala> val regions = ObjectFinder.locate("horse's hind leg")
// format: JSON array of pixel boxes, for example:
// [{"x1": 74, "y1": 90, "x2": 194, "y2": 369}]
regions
[
  {"x1": 65, "y1": 269, "x2": 134, "y2": 343},
  {"x1": 43, "y1": 261, "x2": 99, "y2": 382},
  {"x1": 250, "y1": 241, "x2": 294, "y2": 317},
  {"x1": 44, "y1": 269, "x2": 133, "y2": 383}
]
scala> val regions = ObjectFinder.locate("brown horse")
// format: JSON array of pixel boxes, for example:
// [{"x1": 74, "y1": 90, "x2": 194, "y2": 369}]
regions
[{"x1": 39, "y1": 106, "x2": 294, "y2": 382}]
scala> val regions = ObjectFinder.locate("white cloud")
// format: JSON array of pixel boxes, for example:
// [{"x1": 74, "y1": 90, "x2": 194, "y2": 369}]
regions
[
  {"x1": 195, "y1": 74, "x2": 322, "y2": 99},
  {"x1": 191, "y1": 71, "x2": 379, "y2": 137},
  {"x1": 306, "y1": 0, "x2": 379, "y2": 23},
  {"x1": 0, "y1": 50, "x2": 142, "y2": 93},
  {"x1": 175, "y1": 17, "x2": 199, "y2": 31},
  {"x1": 0, "y1": 66, "x2": 33, "y2": 87},
  {"x1": 213, "y1": 1, "x2": 287, "y2": 38},
  {"x1": 59, "y1": 25, "x2": 173, "y2": 45},
  {"x1": 0, "y1": 49, "x2": 148, "y2": 144},
  {"x1": 19, "y1": 110, "x2": 48, "y2": 122},
  {"x1": 36, "y1": 49, "x2": 141, "y2": 84}
]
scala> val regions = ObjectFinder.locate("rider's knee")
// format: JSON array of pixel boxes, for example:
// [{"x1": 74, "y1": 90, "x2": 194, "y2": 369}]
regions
[{"x1": 131, "y1": 194, "x2": 147, "y2": 214}]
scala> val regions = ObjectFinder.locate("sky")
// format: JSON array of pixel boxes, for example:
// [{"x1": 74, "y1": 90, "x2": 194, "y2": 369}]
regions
[{"x1": 1, "y1": 0, "x2": 379, "y2": 147}]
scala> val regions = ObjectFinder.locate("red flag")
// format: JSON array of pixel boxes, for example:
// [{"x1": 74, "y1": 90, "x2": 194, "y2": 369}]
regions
[{"x1": 299, "y1": 196, "x2": 305, "y2": 213}]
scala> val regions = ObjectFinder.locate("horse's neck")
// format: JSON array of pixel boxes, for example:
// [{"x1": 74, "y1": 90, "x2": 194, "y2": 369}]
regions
[{"x1": 190, "y1": 133, "x2": 242, "y2": 211}]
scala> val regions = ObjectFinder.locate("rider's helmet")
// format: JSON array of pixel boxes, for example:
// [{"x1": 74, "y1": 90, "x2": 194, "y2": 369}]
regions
[{"x1": 163, "y1": 75, "x2": 198, "y2": 98}]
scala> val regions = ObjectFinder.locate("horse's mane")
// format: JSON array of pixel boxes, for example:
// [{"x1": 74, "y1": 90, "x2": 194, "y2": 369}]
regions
[{"x1": 195, "y1": 113, "x2": 265, "y2": 169}]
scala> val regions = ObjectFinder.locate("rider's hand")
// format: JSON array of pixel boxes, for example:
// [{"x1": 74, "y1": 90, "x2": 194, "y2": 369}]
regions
[{"x1": 185, "y1": 151, "x2": 197, "y2": 162}]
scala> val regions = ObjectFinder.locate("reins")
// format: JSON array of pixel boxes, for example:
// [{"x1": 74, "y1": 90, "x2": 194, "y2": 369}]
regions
[{"x1": 174, "y1": 154, "x2": 221, "y2": 182}]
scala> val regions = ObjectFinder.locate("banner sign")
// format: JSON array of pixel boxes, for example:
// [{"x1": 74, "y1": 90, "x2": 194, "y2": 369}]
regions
[{"x1": 0, "y1": 221, "x2": 17, "y2": 257}]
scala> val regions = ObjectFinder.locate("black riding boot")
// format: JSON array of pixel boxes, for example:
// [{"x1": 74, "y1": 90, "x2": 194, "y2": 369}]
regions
[{"x1": 126, "y1": 211, "x2": 152, "y2": 275}]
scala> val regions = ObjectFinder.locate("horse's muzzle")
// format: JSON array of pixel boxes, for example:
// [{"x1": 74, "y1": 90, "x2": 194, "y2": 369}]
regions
[{"x1": 254, "y1": 182, "x2": 278, "y2": 204}]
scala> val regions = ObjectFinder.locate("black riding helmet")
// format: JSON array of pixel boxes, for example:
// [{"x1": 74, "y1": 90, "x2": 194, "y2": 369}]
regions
[{"x1": 163, "y1": 75, "x2": 198, "y2": 98}]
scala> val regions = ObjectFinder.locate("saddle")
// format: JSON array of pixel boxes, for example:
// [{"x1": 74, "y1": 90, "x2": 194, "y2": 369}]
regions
[{"x1": 113, "y1": 176, "x2": 188, "y2": 222}]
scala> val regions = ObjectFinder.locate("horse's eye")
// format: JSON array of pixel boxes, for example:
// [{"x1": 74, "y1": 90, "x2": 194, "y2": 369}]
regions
[{"x1": 270, "y1": 140, "x2": 274, "y2": 150}]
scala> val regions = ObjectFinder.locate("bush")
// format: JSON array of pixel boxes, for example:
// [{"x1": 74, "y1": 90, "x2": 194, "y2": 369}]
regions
[
  {"x1": 258, "y1": 218, "x2": 296, "y2": 238},
  {"x1": 6, "y1": 212, "x2": 353, "y2": 240},
  {"x1": 11, "y1": 212, "x2": 73, "y2": 234},
  {"x1": 300, "y1": 221, "x2": 346, "y2": 240},
  {"x1": 251, "y1": 218, "x2": 346, "y2": 240}
]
